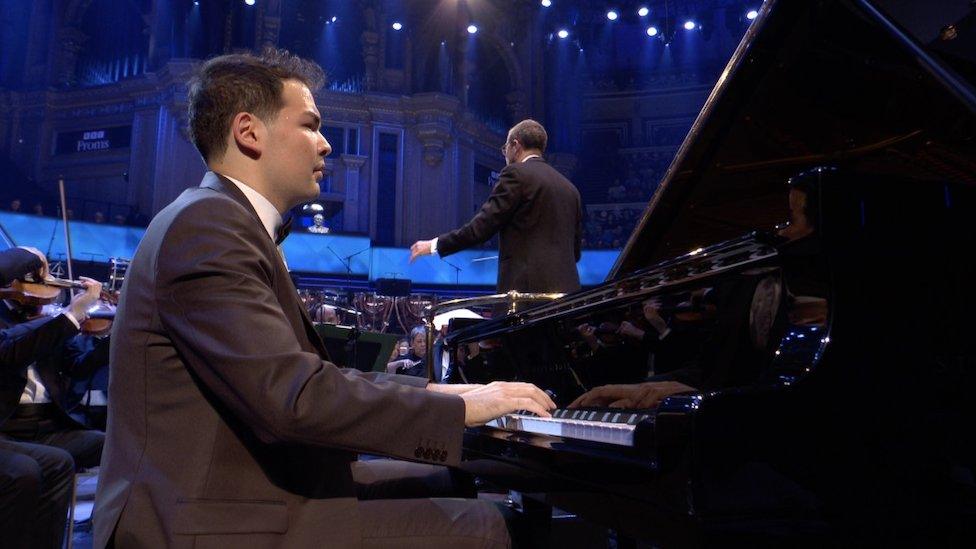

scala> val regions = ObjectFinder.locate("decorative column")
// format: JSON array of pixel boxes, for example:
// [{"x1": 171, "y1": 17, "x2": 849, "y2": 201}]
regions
[
  {"x1": 505, "y1": 89, "x2": 528, "y2": 123},
  {"x1": 341, "y1": 154, "x2": 368, "y2": 231},
  {"x1": 54, "y1": 27, "x2": 88, "y2": 88},
  {"x1": 416, "y1": 124, "x2": 452, "y2": 167},
  {"x1": 361, "y1": 1, "x2": 380, "y2": 92},
  {"x1": 257, "y1": 0, "x2": 283, "y2": 50}
]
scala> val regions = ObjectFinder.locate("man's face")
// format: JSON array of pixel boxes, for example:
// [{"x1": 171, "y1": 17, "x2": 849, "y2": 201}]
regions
[
  {"x1": 261, "y1": 80, "x2": 331, "y2": 210},
  {"x1": 411, "y1": 332, "x2": 427, "y2": 358}
]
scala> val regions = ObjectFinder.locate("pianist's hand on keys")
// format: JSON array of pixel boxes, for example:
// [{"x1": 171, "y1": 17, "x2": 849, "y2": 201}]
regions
[{"x1": 429, "y1": 381, "x2": 556, "y2": 427}]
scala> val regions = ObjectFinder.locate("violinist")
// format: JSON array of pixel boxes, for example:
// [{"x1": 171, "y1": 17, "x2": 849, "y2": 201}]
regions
[
  {"x1": 0, "y1": 246, "x2": 102, "y2": 548},
  {"x1": 0, "y1": 246, "x2": 106, "y2": 466}
]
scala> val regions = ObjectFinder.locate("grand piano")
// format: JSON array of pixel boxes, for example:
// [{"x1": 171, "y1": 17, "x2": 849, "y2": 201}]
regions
[{"x1": 440, "y1": 0, "x2": 976, "y2": 545}]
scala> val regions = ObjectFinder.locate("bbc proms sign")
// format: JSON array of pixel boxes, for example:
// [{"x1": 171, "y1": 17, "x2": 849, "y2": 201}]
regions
[{"x1": 55, "y1": 126, "x2": 132, "y2": 155}]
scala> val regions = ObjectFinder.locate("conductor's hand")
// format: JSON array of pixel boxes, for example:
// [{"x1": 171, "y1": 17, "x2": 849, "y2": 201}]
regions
[
  {"x1": 409, "y1": 239, "x2": 434, "y2": 263},
  {"x1": 568, "y1": 381, "x2": 696, "y2": 410},
  {"x1": 18, "y1": 246, "x2": 49, "y2": 280},
  {"x1": 67, "y1": 277, "x2": 102, "y2": 321},
  {"x1": 460, "y1": 381, "x2": 556, "y2": 427}
]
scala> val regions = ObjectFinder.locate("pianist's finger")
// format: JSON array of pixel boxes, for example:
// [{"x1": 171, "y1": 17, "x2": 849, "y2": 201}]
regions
[
  {"x1": 513, "y1": 397, "x2": 552, "y2": 419},
  {"x1": 487, "y1": 381, "x2": 556, "y2": 410}
]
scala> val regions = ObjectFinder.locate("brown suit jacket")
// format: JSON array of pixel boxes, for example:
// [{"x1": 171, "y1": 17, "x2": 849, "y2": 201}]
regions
[
  {"x1": 93, "y1": 173, "x2": 465, "y2": 548},
  {"x1": 437, "y1": 157, "x2": 582, "y2": 293}
]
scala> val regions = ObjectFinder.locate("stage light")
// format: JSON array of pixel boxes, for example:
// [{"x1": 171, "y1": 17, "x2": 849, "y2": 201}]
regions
[
  {"x1": 467, "y1": 24, "x2": 478, "y2": 34},
  {"x1": 606, "y1": 10, "x2": 618, "y2": 21},
  {"x1": 331, "y1": 16, "x2": 337, "y2": 23},
  {"x1": 638, "y1": 7, "x2": 649, "y2": 17},
  {"x1": 392, "y1": 22, "x2": 402, "y2": 31},
  {"x1": 746, "y1": 10, "x2": 758, "y2": 20},
  {"x1": 646, "y1": 26, "x2": 658, "y2": 37},
  {"x1": 557, "y1": 29, "x2": 569, "y2": 39},
  {"x1": 683, "y1": 20, "x2": 697, "y2": 30},
  {"x1": 244, "y1": 0, "x2": 255, "y2": 5},
  {"x1": 541, "y1": 0, "x2": 552, "y2": 7}
]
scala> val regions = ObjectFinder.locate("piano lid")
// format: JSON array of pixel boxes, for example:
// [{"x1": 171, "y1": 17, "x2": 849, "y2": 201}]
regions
[{"x1": 609, "y1": 0, "x2": 976, "y2": 279}]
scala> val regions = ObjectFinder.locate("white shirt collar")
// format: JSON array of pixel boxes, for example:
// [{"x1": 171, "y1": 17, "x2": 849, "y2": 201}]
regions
[
  {"x1": 521, "y1": 154, "x2": 541, "y2": 162},
  {"x1": 222, "y1": 174, "x2": 283, "y2": 243}
]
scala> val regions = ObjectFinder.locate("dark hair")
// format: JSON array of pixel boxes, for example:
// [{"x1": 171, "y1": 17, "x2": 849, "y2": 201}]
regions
[
  {"x1": 187, "y1": 48, "x2": 325, "y2": 162},
  {"x1": 508, "y1": 119, "x2": 548, "y2": 153}
]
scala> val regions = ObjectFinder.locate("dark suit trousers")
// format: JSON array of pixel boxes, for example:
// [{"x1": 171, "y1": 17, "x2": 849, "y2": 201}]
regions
[
  {"x1": 0, "y1": 438, "x2": 74, "y2": 549},
  {"x1": 0, "y1": 404, "x2": 104, "y2": 469},
  {"x1": 352, "y1": 459, "x2": 511, "y2": 548}
]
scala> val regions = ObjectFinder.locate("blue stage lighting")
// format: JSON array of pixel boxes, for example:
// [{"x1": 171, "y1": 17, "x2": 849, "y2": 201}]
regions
[
  {"x1": 638, "y1": 7, "x2": 649, "y2": 17},
  {"x1": 557, "y1": 29, "x2": 569, "y2": 39},
  {"x1": 244, "y1": 0, "x2": 255, "y2": 5},
  {"x1": 392, "y1": 22, "x2": 403, "y2": 31},
  {"x1": 646, "y1": 26, "x2": 658, "y2": 37},
  {"x1": 541, "y1": 0, "x2": 552, "y2": 7},
  {"x1": 683, "y1": 20, "x2": 697, "y2": 30},
  {"x1": 746, "y1": 10, "x2": 759, "y2": 20},
  {"x1": 331, "y1": 16, "x2": 337, "y2": 23},
  {"x1": 467, "y1": 24, "x2": 478, "y2": 34},
  {"x1": 606, "y1": 10, "x2": 618, "y2": 21}
]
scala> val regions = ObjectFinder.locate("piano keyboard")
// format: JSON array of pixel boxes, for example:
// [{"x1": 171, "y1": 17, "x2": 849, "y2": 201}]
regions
[{"x1": 484, "y1": 408, "x2": 654, "y2": 447}]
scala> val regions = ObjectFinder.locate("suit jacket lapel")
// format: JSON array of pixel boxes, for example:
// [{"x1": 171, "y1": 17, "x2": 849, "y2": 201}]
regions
[{"x1": 201, "y1": 172, "x2": 331, "y2": 362}]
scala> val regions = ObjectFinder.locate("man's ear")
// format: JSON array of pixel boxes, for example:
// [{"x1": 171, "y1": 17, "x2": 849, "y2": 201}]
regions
[{"x1": 230, "y1": 112, "x2": 264, "y2": 159}]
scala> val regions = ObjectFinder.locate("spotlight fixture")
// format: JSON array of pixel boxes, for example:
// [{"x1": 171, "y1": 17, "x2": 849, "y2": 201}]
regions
[
  {"x1": 541, "y1": 0, "x2": 552, "y2": 7},
  {"x1": 392, "y1": 21, "x2": 403, "y2": 31},
  {"x1": 467, "y1": 24, "x2": 478, "y2": 34},
  {"x1": 683, "y1": 20, "x2": 697, "y2": 30},
  {"x1": 606, "y1": 10, "x2": 618, "y2": 21},
  {"x1": 646, "y1": 26, "x2": 658, "y2": 37},
  {"x1": 638, "y1": 7, "x2": 649, "y2": 17},
  {"x1": 746, "y1": 10, "x2": 759, "y2": 20},
  {"x1": 557, "y1": 29, "x2": 569, "y2": 39},
  {"x1": 244, "y1": 0, "x2": 255, "y2": 5}
]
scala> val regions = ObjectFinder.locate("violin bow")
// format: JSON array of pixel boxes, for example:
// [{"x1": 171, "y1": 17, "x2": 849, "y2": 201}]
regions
[{"x1": 57, "y1": 177, "x2": 76, "y2": 287}]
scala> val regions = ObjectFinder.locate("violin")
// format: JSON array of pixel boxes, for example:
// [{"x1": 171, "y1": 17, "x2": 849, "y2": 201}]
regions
[
  {"x1": 1, "y1": 277, "x2": 116, "y2": 336},
  {"x1": 81, "y1": 288, "x2": 117, "y2": 337},
  {"x1": 0, "y1": 277, "x2": 88, "y2": 307}
]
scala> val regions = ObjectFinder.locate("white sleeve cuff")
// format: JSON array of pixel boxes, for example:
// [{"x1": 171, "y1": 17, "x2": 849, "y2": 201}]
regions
[{"x1": 431, "y1": 237, "x2": 439, "y2": 255}]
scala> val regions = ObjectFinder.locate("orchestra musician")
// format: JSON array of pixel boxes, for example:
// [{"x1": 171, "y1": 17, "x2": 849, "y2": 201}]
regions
[
  {"x1": 0, "y1": 246, "x2": 103, "y2": 549},
  {"x1": 93, "y1": 48, "x2": 554, "y2": 548}
]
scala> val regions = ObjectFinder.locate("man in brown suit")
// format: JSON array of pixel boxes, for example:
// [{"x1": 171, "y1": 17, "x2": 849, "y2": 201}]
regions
[{"x1": 92, "y1": 49, "x2": 554, "y2": 548}]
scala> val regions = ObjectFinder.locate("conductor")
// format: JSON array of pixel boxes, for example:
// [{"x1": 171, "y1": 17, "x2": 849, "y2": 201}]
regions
[{"x1": 410, "y1": 119, "x2": 583, "y2": 294}]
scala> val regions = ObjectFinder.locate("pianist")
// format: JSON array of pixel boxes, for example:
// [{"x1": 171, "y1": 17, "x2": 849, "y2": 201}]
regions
[{"x1": 92, "y1": 48, "x2": 555, "y2": 548}]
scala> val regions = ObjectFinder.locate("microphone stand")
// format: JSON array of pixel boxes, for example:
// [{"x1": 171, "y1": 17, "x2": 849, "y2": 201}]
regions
[
  {"x1": 326, "y1": 244, "x2": 371, "y2": 284},
  {"x1": 344, "y1": 245, "x2": 371, "y2": 277},
  {"x1": 441, "y1": 258, "x2": 462, "y2": 287},
  {"x1": 326, "y1": 245, "x2": 353, "y2": 281}
]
